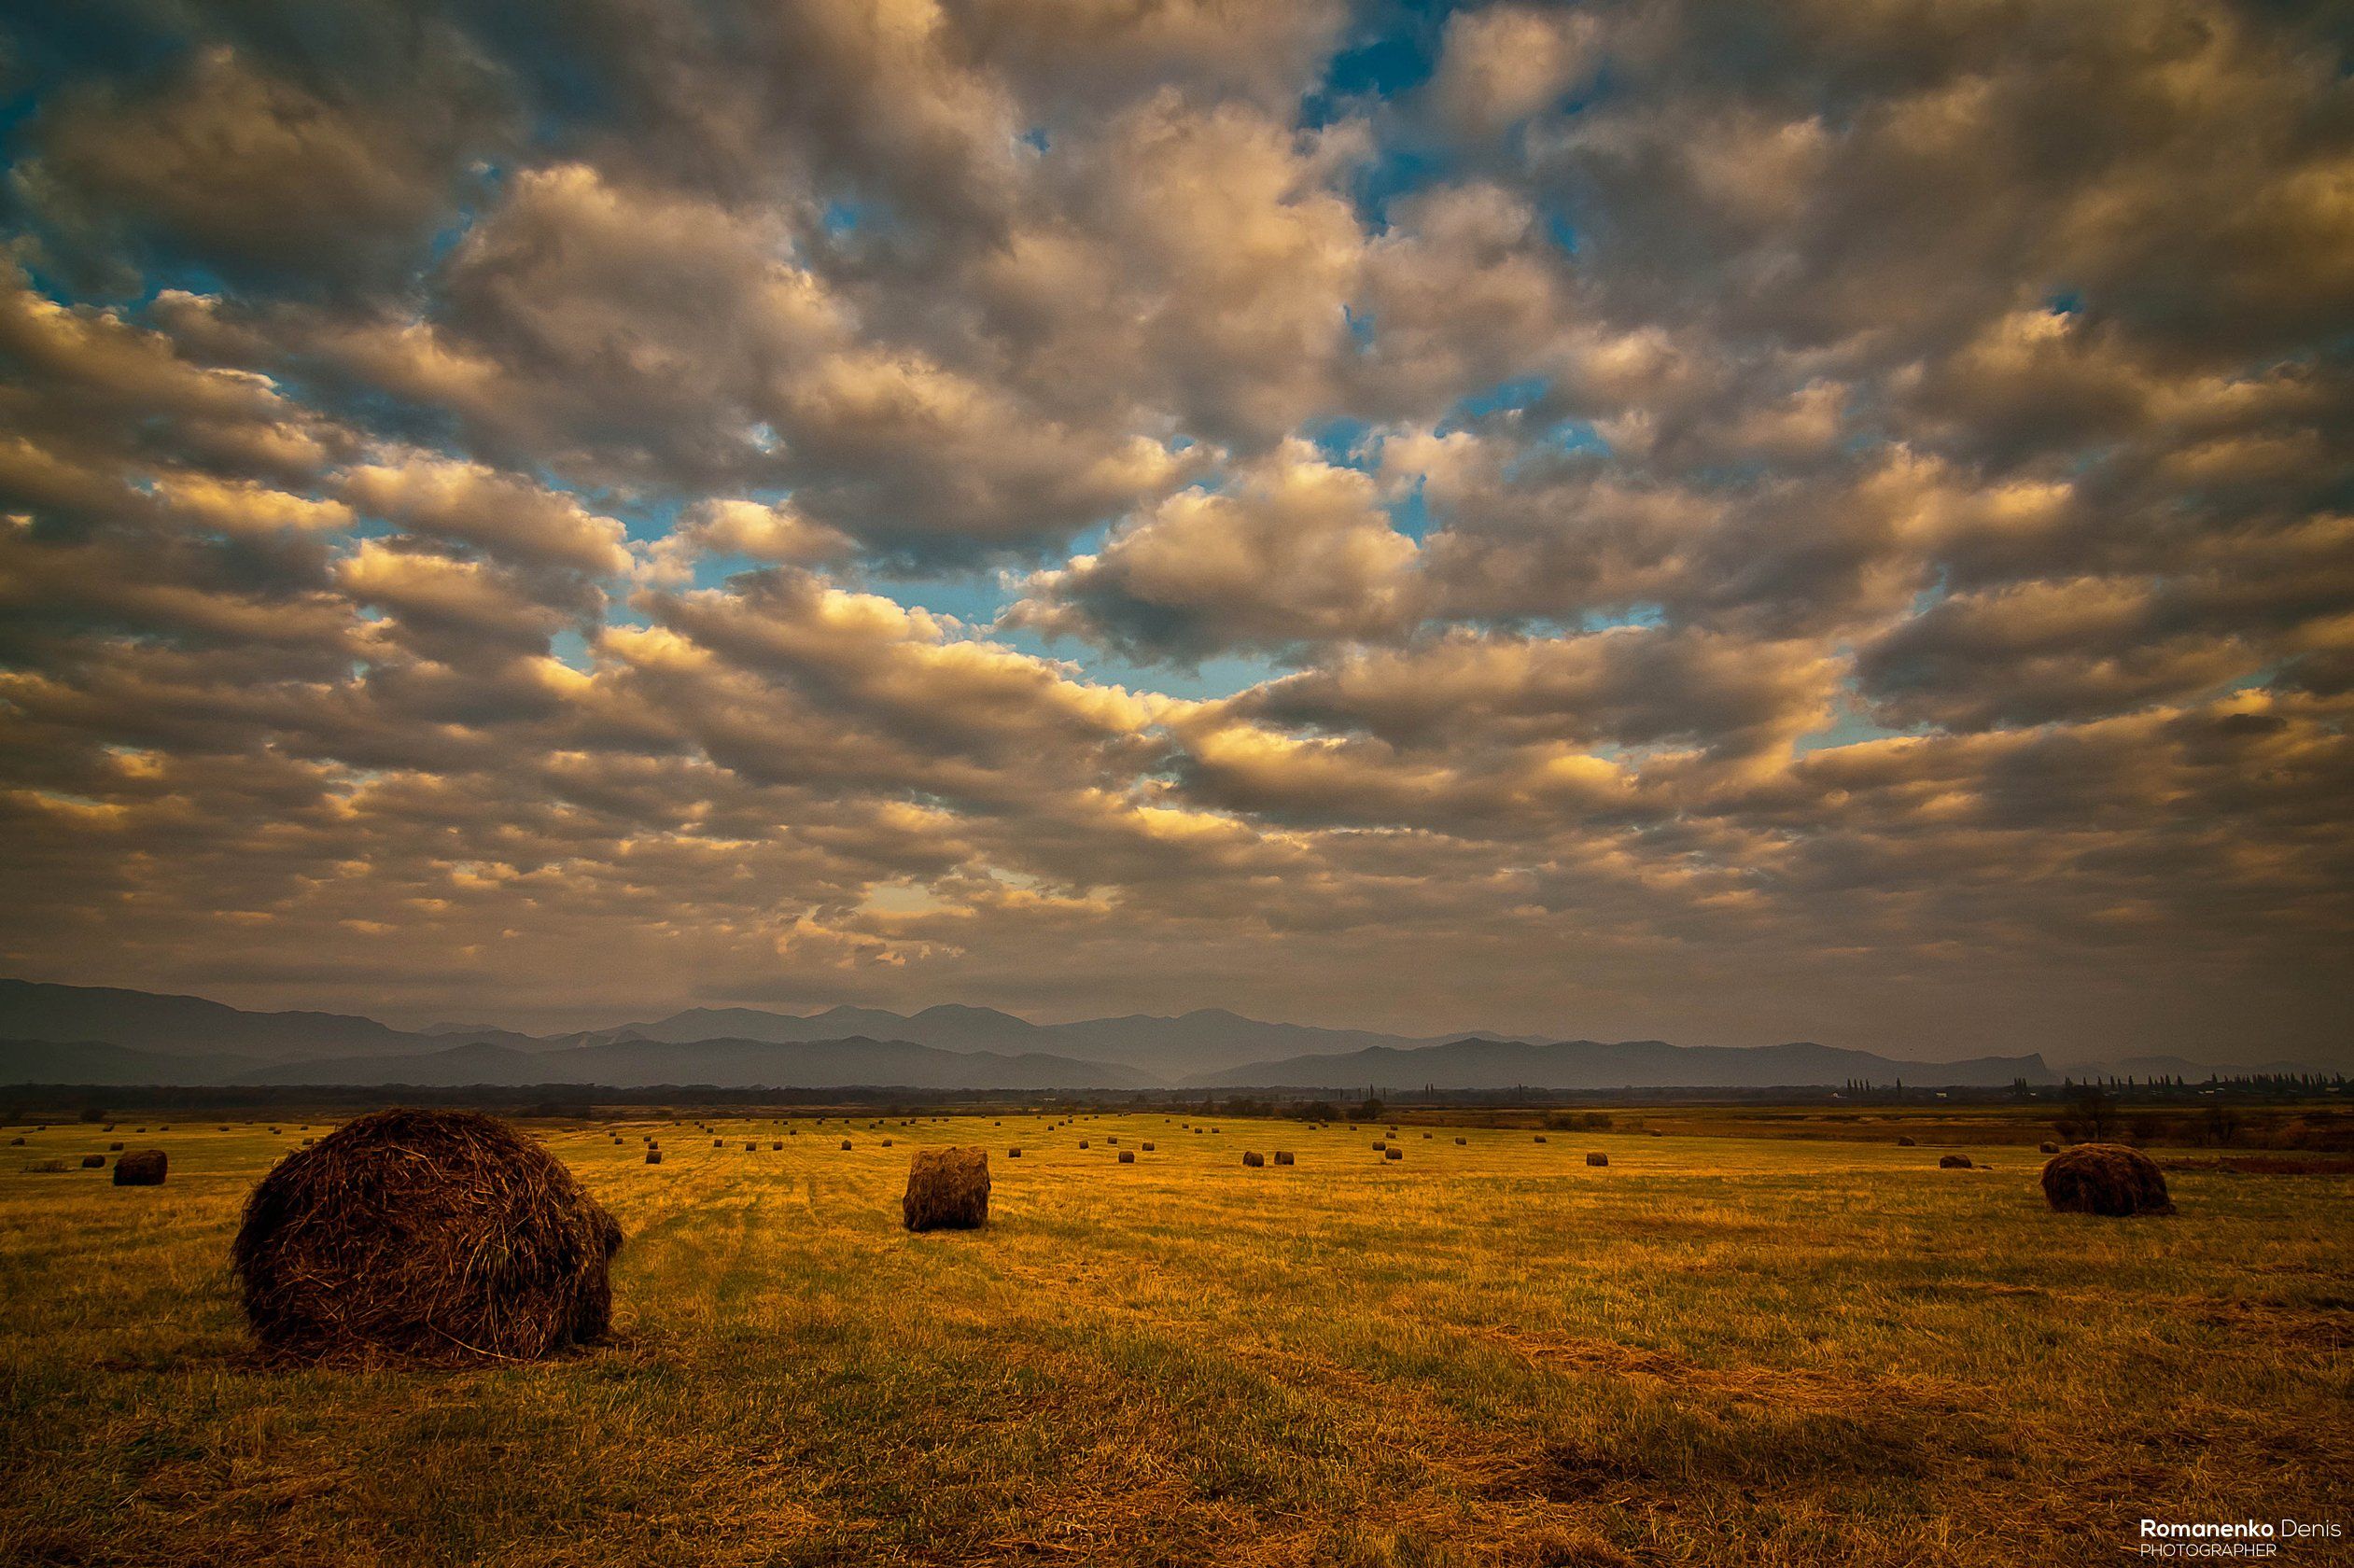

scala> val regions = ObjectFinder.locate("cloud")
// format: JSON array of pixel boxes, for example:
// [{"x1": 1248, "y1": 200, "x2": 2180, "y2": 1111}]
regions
[
  {"x1": 0, "y1": 0, "x2": 2346, "y2": 1060},
  {"x1": 1005, "y1": 442, "x2": 1421, "y2": 659}
]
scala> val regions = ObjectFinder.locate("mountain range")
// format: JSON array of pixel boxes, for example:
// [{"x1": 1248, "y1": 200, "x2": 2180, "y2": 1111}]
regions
[{"x1": 0, "y1": 978, "x2": 2331, "y2": 1092}]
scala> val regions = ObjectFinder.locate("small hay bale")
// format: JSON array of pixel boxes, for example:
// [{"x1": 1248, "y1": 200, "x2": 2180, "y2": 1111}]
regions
[
  {"x1": 1897, "y1": 1136, "x2": 1916, "y2": 1147},
  {"x1": 1382, "y1": 1146, "x2": 1403, "y2": 1161},
  {"x1": 107, "y1": 1141, "x2": 124, "y2": 1151},
  {"x1": 1454, "y1": 1136, "x2": 1467, "y2": 1145},
  {"x1": 882, "y1": 1139, "x2": 893, "y2": 1147},
  {"x1": 2041, "y1": 1143, "x2": 2174, "y2": 1217},
  {"x1": 1371, "y1": 1140, "x2": 1386, "y2": 1150},
  {"x1": 1534, "y1": 1135, "x2": 1548, "y2": 1143},
  {"x1": 840, "y1": 1140, "x2": 852, "y2": 1151},
  {"x1": 80, "y1": 1154, "x2": 105, "y2": 1169},
  {"x1": 646, "y1": 1150, "x2": 663, "y2": 1164},
  {"x1": 1118, "y1": 1149, "x2": 1135, "y2": 1164},
  {"x1": 902, "y1": 1146, "x2": 989, "y2": 1231},
  {"x1": 1939, "y1": 1154, "x2": 1972, "y2": 1169},
  {"x1": 7, "y1": 1137, "x2": 21, "y2": 1146},
  {"x1": 1273, "y1": 1151, "x2": 1294, "y2": 1166},
  {"x1": 746, "y1": 1141, "x2": 759, "y2": 1151},
  {"x1": 114, "y1": 1149, "x2": 167, "y2": 1185},
  {"x1": 1008, "y1": 1147, "x2": 1022, "y2": 1157},
  {"x1": 712, "y1": 1139, "x2": 723, "y2": 1148},
  {"x1": 2039, "y1": 1141, "x2": 2059, "y2": 1154},
  {"x1": 1242, "y1": 1151, "x2": 1265, "y2": 1168},
  {"x1": 1079, "y1": 1140, "x2": 1089, "y2": 1149},
  {"x1": 1142, "y1": 1141, "x2": 1156, "y2": 1152},
  {"x1": 772, "y1": 1141, "x2": 783, "y2": 1150},
  {"x1": 1586, "y1": 1152, "x2": 1608, "y2": 1168},
  {"x1": 231, "y1": 1108, "x2": 622, "y2": 1365}
]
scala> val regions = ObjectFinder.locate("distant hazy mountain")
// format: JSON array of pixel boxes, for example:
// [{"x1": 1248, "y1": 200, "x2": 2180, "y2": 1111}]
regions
[
  {"x1": 237, "y1": 1035, "x2": 1154, "y2": 1091},
  {"x1": 610, "y1": 1001, "x2": 1537, "y2": 1076},
  {"x1": 1194, "y1": 1037, "x2": 2060, "y2": 1091},
  {"x1": 0, "y1": 979, "x2": 427, "y2": 1061},
  {"x1": 0, "y1": 1037, "x2": 253, "y2": 1085}
]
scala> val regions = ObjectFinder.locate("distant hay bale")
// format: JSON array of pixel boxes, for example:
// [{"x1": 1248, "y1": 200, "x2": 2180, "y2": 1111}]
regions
[
  {"x1": 882, "y1": 1139, "x2": 894, "y2": 1147},
  {"x1": 1142, "y1": 1141, "x2": 1156, "y2": 1151},
  {"x1": 902, "y1": 1146, "x2": 989, "y2": 1232},
  {"x1": 646, "y1": 1150, "x2": 662, "y2": 1165},
  {"x1": 1897, "y1": 1136, "x2": 1916, "y2": 1147},
  {"x1": 840, "y1": 1140, "x2": 852, "y2": 1151},
  {"x1": 231, "y1": 1108, "x2": 623, "y2": 1364},
  {"x1": 1107, "y1": 1136, "x2": 1118, "y2": 1145},
  {"x1": 1008, "y1": 1147, "x2": 1021, "y2": 1157},
  {"x1": 746, "y1": 1141, "x2": 759, "y2": 1151},
  {"x1": 114, "y1": 1149, "x2": 167, "y2": 1185},
  {"x1": 772, "y1": 1141, "x2": 783, "y2": 1150},
  {"x1": 1273, "y1": 1151, "x2": 1294, "y2": 1166},
  {"x1": 80, "y1": 1154, "x2": 105, "y2": 1169},
  {"x1": 1534, "y1": 1135, "x2": 1548, "y2": 1143},
  {"x1": 1383, "y1": 1146, "x2": 1402, "y2": 1161},
  {"x1": 1586, "y1": 1152, "x2": 1608, "y2": 1167},
  {"x1": 1454, "y1": 1136, "x2": 1467, "y2": 1145},
  {"x1": 7, "y1": 1137, "x2": 21, "y2": 1146},
  {"x1": 1939, "y1": 1154, "x2": 1972, "y2": 1169},
  {"x1": 2039, "y1": 1141, "x2": 2059, "y2": 1154},
  {"x1": 1242, "y1": 1151, "x2": 1265, "y2": 1168},
  {"x1": 713, "y1": 1139, "x2": 723, "y2": 1148},
  {"x1": 2042, "y1": 1143, "x2": 2174, "y2": 1217},
  {"x1": 1648, "y1": 1129, "x2": 1662, "y2": 1137},
  {"x1": 1118, "y1": 1150, "x2": 1135, "y2": 1163},
  {"x1": 1079, "y1": 1140, "x2": 1089, "y2": 1149}
]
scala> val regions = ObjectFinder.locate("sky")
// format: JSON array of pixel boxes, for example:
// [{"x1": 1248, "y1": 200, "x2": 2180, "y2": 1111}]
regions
[{"x1": 0, "y1": 0, "x2": 2348, "y2": 1062}]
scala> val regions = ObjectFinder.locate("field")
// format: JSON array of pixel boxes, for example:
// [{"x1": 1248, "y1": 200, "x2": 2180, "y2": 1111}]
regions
[{"x1": 3, "y1": 1110, "x2": 2349, "y2": 1566}]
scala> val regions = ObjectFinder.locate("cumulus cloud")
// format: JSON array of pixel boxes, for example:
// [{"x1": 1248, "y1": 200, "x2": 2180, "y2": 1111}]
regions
[
  {"x1": 0, "y1": 0, "x2": 2346, "y2": 1060},
  {"x1": 1006, "y1": 442, "x2": 1422, "y2": 659}
]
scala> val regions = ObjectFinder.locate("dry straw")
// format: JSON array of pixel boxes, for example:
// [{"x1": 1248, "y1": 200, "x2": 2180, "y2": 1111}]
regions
[
  {"x1": 902, "y1": 1146, "x2": 989, "y2": 1231},
  {"x1": 2041, "y1": 1143, "x2": 2174, "y2": 1216},
  {"x1": 231, "y1": 1108, "x2": 622, "y2": 1365}
]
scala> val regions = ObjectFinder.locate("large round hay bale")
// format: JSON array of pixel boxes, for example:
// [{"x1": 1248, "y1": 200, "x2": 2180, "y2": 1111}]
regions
[
  {"x1": 1242, "y1": 1151, "x2": 1265, "y2": 1168},
  {"x1": 1118, "y1": 1150, "x2": 1135, "y2": 1164},
  {"x1": 114, "y1": 1149, "x2": 167, "y2": 1185},
  {"x1": 1383, "y1": 1146, "x2": 1403, "y2": 1161},
  {"x1": 2041, "y1": 1143, "x2": 2173, "y2": 1216},
  {"x1": 1939, "y1": 1154, "x2": 1972, "y2": 1169},
  {"x1": 231, "y1": 1109, "x2": 623, "y2": 1364},
  {"x1": 903, "y1": 1147, "x2": 988, "y2": 1231},
  {"x1": 1273, "y1": 1150, "x2": 1294, "y2": 1166}
]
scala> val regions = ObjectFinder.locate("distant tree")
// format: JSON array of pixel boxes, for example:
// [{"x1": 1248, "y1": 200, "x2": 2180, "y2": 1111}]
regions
[
  {"x1": 2054, "y1": 1085, "x2": 2118, "y2": 1143},
  {"x1": 2196, "y1": 1102, "x2": 2242, "y2": 1146},
  {"x1": 1348, "y1": 1098, "x2": 1384, "y2": 1123}
]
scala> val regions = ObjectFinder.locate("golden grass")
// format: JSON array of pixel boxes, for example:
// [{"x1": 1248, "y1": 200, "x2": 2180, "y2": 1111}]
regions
[{"x1": 0, "y1": 1112, "x2": 2347, "y2": 1566}]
